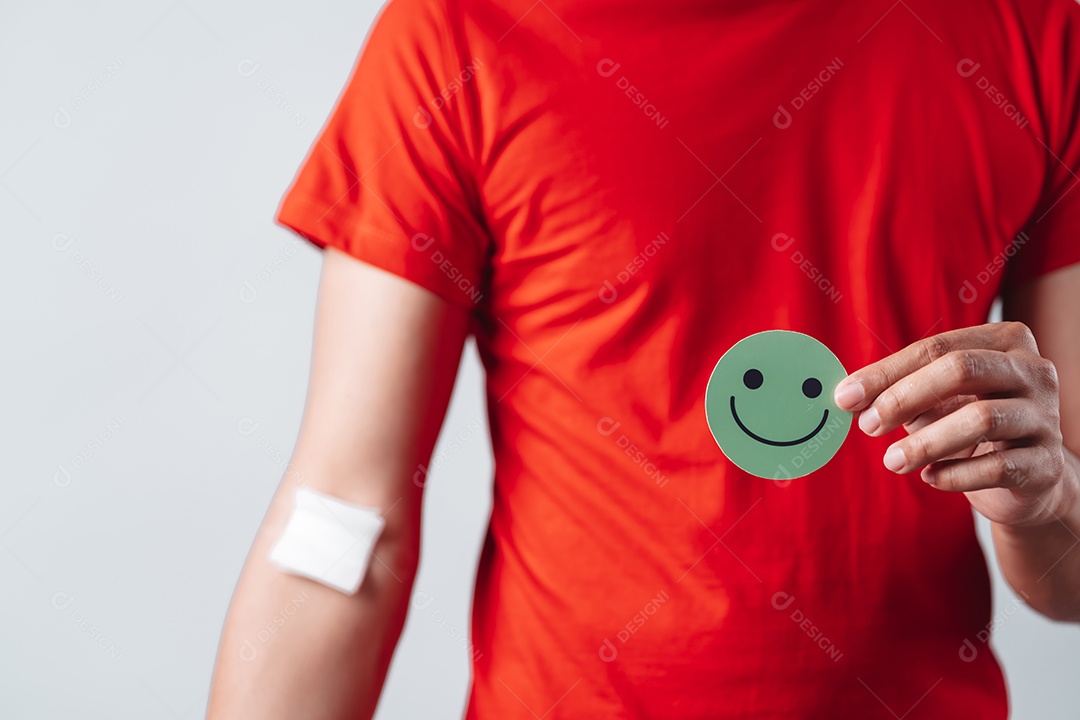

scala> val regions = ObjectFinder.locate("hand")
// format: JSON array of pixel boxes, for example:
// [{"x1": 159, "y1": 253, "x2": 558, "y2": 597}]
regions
[{"x1": 833, "y1": 321, "x2": 1076, "y2": 528}]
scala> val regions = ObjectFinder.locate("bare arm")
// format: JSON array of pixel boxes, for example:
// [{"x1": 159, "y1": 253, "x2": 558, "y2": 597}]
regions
[
  {"x1": 833, "y1": 262, "x2": 1080, "y2": 623},
  {"x1": 207, "y1": 247, "x2": 471, "y2": 718},
  {"x1": 997, "y1": 262, "x2": 1080, "y2": 621}
]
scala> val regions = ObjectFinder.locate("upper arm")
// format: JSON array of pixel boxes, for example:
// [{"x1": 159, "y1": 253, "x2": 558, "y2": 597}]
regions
[
  {"x1": 1003, "y1": 261, "x2": 1080, "y2": 446},
  {"x1": 281, "y1": 247, "x2": 471, "y2": 545},
  {"x1": 259, "y1": 0, "x2": 489, "y2": 587}
]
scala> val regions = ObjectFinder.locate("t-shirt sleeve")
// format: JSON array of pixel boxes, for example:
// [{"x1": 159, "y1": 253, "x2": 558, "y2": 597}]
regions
[
  {"x1": 274, "y1": 0, "x2": 490, "y2": 309},
  {"x1": 1006, "y1": 0, "x2": 1080, "y2": 286}
]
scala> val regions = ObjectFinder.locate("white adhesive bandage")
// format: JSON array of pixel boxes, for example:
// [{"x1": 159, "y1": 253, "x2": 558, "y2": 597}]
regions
[{"x1": 269, "y1": 487, "x2": 385, "y2": 595}]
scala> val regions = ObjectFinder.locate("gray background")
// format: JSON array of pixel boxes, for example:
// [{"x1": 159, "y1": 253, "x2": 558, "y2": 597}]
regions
[{"x1": 1, "y1": 1, "x2": 1077, "y2": 718}]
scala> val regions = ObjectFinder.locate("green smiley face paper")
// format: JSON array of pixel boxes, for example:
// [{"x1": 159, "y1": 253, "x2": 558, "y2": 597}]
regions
[{"x1": 705, "y1": 330, "x2": 852, "y2": 480}]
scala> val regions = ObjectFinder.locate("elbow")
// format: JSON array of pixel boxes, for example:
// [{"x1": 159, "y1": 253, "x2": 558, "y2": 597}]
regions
[
  {"x1": 1013, "y1": 581, "x2": 1080, "y2": 624},
  {"x1": 376, "y1": 534, "x2": 421, "y2": 587},
  {"x1": 1032, "y1": 597, "x2": 1080, "y2": 624},
  {"x1": 365, "y1": 513, "x2": 422, "y2": 591}
]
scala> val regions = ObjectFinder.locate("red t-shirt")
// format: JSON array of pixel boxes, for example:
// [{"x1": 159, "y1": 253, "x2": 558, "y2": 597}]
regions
[{"x1": 275, "y1": 0, "x2": 1080, "y2": 716}]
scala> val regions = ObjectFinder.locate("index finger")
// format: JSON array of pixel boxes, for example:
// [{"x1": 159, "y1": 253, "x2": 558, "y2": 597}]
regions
[{"x1": 832, "y1": 322, "x2": 1036, "y2": 412}]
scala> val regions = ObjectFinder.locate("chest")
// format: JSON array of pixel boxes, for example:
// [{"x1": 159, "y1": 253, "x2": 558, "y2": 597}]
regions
[{"x1": 471, "y1": 1, "x2": 1045, "y2": 330}]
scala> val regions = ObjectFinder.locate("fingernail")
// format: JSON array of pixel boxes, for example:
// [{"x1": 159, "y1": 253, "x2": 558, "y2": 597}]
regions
[
  {"x1": 883, "y1": 446, "x2": 906, "y2": 472},
  {"x1": 859, "y1": 406, "x2": 881, "y2": 435},
  {"x1": 834, "y1": 380, "x2": 864, "y2": 409}
]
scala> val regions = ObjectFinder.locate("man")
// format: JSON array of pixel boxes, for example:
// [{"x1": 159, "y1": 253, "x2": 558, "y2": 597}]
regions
[{"x1": 207, "y1": 0, "x2": 1080, "y2": 716}]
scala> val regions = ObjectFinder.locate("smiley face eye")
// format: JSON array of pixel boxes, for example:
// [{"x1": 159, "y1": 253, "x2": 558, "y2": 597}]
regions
[
  {"x1": 743, "y1": 369, "x2": 763, "y2": 390},
  {"x1": 802, "y1": 377, "x2": 822, "y2": 398}
]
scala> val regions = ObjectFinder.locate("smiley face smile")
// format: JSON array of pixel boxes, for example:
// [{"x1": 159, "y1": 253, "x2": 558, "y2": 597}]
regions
[{"x1": 729, "y1": 395, "x2": 830, "y2": 447}]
